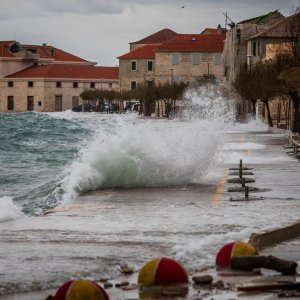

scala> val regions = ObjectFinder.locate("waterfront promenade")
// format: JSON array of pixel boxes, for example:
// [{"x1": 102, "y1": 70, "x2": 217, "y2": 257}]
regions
[{"x1": 1, "y1": 120, "x2": 300, "y2": 300}]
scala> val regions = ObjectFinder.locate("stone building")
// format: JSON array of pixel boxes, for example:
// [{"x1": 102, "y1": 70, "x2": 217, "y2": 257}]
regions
[
  {"x1": 222, "y1": 10, "x2": 284, "y2": 89},
  {"x1": 0, "y1": 65, "x2": 119, "y2": 112},
  {"x1": 0, "y1": 41, "x2": 119, "y2": 112},
  {"x1": 118, "y1": 44, "x2": 157, "y2": 91},
  {"x1": 118, "y1": 28, "x2": 225, "y2": 91},
  {"x1": 118, "y1": 29, "x2": 177, "y2": 91},
  {"x1": 247, "y1": 13, "x2": 300, "y2": 65},
  {"x1": 154, "y1": 33, "x2": 225, "y2": 85}
]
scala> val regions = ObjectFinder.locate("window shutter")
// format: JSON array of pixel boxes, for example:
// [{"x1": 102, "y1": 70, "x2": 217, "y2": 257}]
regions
[
  {"x1": 192, "y1": 54, "x2": 200, "y2": 65},
  {"x1": 215, "y1": 53, "x2": 222, "y2": 65}
]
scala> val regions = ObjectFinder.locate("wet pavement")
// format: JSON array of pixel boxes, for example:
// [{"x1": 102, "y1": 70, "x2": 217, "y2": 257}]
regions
[{"x1": 2, "y1": 123, "x2": 300, "y2": 300}]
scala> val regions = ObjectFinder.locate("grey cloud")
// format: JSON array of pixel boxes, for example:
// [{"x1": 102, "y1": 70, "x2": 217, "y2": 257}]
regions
[{"x1": 0, "y1": 0, "x2": 125, "y2": 20}]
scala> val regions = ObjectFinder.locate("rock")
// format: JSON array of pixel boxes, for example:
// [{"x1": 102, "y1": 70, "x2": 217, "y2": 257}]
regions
[
  {"x1": 103, "y1": 282, "x2": 113, "y2": 289},
  {"x1": 120, "y1": 264, "x2": 134, "y2": 274},
  {"x1": 192, "y1": 275, "x2": 213, "y2": 284},
  {"x1": 44, "y1": 296, "x2": 54, "y2": 300},
  {"x1": 115, "y1": 281, "x2": 130, "y2": 288},
  {"x1": 99, "y1": 277, "x2": 109, "y2": 283},
  {"x1": 121, "y1": 283, "x2": 138, "y2": 291},
  {"x1": 212, "y1": 280, "x2": 225, "y2": 289}
]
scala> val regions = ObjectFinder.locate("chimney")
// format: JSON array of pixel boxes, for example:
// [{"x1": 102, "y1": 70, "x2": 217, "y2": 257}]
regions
[
  {"x1": 42, "y1": 43, "x2": 47, "y2": 46},
  {"x1": 217, "y1": 24, "x2": 222, "y2": 34}
]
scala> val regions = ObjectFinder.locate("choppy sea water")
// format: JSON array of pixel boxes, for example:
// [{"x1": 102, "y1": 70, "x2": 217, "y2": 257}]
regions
[{"x1": 1, "y1": 87, "x2": 300, "y2": 297}]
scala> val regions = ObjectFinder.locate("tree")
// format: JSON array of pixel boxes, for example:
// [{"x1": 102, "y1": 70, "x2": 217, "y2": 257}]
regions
[{"x1": 276, "y1": 7, "x2": 300, "y2": 132}]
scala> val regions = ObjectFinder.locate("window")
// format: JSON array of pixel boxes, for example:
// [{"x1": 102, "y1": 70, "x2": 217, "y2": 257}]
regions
[
  {"x1": 28, "y1": 81, "x2": 34, "y2": 87},
  {"x1": 172, "y1": 53, "x2": 179, "y2": 65},
  {"x1": 90, "y1": 82, "x2": 95, "y2": 88},
  {"x1": 192, "y1": 54, "x2": 200, "y2": 65},
  {"x1": 147, "y1": 80, "x2": 153, "y2": 87},
  {"x1": 109, "y1": 83, "x2": 113, "y2": 88},
  {"x1": 73, "y1": 82, "x2": 78, "y2": 88},
  {"x1": 38, "y1": 101, "x2": 42, "y2": 106},
  {"x1": 56, "y1": 82, "x2": 61, "y2": 88},
  {"x1": 27, "y1": 96, "x2": 34, "y2": 111},
  {"x1": 8, "y1": 81, "x2": 13, "y2": 87},
  {"x1": 147, "y1": 61, "x2": 153, "y2": 71},
  {"x1": 252, "y1": 41, "x2": 257, "y2": 56},
  {"x1": 215, "y1": 53, "x2": 222, "y2": 65},
  {"x1": 131, "y1": 60, "x2": 137, "y2": 71},
  {"x1": 7, "y1": 96, "x2": 14, "y2": 110},
  {"x1": 131, "y1": 81, "x2": 137, "y2": 90}
]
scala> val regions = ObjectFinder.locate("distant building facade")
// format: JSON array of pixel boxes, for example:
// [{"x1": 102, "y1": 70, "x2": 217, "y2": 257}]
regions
[
  {"x1": 222, "y1": 10, "x2": 285, "y2": 89},
  {"x1": 118, "y1": 27, "x2": 225, "y2": 91},
  {"x1": 0, "y1": 41, "x2": 119, "y2": 112}
]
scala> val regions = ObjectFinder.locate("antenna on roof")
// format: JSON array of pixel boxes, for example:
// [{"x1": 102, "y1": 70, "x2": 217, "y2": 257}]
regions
[{"x1": 223, "y1": 12, "x2": 235, "y2": 28}]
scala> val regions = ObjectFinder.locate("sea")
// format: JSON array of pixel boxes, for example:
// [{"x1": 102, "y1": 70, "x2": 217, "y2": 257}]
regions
[{"x1": 1, "y1": 85, "x2": 300, "y2": 297}]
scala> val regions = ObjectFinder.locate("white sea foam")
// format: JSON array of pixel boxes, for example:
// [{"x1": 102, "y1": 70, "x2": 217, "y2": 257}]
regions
[
  {"x1": 221, "y1": 142, "x2": 266, "y2": 150},
  {"x1": 0, "y1": 196, "x2": 23, "y2": 223},
  {"x1": 60, "y1": 85, "x2": 235, "y2": 202},
  {"x1": 227, "y1": 118, "x2": 268, "y2": 133},
  {"x1": 173, "y1": 227, "x2": 254, "y2": 269},
  {"x1": 218, "y1": 151, "x2": 296, "y2": 165}
]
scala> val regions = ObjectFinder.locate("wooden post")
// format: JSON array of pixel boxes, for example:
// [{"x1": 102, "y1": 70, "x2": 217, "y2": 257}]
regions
[
  {"x1": 231, "y1": 255, "x2": 297, "y2": 275},
  {"x1": 245, "y1": 186, "x2": 249, "y2": 198},
  {"x1": 239, "y1": 160, "x2": 242, "y2": 179},
  {"x1": 242, "y1": 177, "x2": 246, "y2": 187}
]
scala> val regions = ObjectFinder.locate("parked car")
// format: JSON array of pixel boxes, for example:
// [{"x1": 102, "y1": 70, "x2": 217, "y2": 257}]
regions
[{"x1": 72, "y1": 103, "x2": 96, "y2": 112}]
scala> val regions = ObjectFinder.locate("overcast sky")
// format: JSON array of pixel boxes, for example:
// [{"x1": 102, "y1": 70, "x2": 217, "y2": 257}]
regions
[{"x1": 0, "y1": 0, "x2": 298, "y2": 66}]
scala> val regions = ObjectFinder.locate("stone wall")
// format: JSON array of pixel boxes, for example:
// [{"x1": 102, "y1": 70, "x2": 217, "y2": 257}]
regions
[
  {"x1": 0, "y1": 60, "x2": 34, "y2": 78},
  {"x1": 119, "y1": 59, "x2": 155, "y2": 91},
  {"x1": 155, "y1": 51, "x2": 223, "y2": 85}
]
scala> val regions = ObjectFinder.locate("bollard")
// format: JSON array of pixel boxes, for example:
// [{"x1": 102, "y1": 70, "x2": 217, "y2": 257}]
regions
[
  {"x1": 242, "y1": 177, "x2": 245, "y2": 187},
  {"x1": 239, "y1": 160, "x2": 243, "y2": 179},
  {"x1": 245, "y1": 186, "x2": 249, "y2": 199}
]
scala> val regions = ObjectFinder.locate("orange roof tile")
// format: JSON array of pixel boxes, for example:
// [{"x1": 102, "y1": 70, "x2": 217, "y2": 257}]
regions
[
  {"x1": 0, "y1": 40, "x2": 89, "y2": 62},
  {"x1": 5, "y1": 65, "x2": 119, "y2": 80},
  {"x1": 156, "y1": 34, "x2": 225, "y2": 52},
  {"x1": 118, "y1": 44, "x2": 158, "y2": 59},
  {"x1": 130, "y1": 28, "x2": 178, "y2": 45}
]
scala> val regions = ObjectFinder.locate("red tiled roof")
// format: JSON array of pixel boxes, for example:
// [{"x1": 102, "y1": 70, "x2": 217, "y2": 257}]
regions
[
  {"x1": 130, "y1": 28, "x2": 178, "y2": 45},
  {"x1": 118, "y1": 44, "x2": 158, "y2": 59},
  {"x1": 0, "y1": 40, "x2": 89, "y2": 62},
  {"x1": 156, "y1": 34, "x2": 225, "y2": 52},
  {"x1": 21, "y1": 44, "x2": 88, "y2": 62},
  {"x1": 5, "y1": 65, "x2": 119, "y2": 80},
  {"x1": 201, "y1": 28, "x2": 219, "y2": 34}
]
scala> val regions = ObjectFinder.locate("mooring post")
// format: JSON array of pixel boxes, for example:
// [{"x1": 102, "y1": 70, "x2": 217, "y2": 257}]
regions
[
  {"x1": 245, "y1": 186, "x2": 249, "y2": 199},
  {"x1": 242, "y1": 177, "x2": 245, "y2": 187},
  {"x1": 239, "y1": 160, "x2": 243, "y2": 179}
]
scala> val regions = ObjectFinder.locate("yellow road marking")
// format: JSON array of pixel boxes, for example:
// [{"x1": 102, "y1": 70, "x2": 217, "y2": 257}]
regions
[{"x1": 212, "y1": 170, "x2": 228, "y2": 206}]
